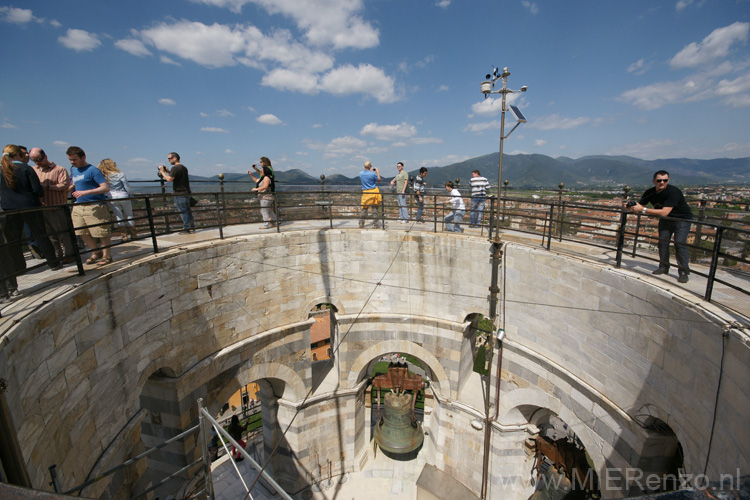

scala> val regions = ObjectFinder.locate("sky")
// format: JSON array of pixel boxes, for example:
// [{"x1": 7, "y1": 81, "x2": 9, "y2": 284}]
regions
[{"x1": 1, "y1": 0, "x2": 749, "y2": 179}]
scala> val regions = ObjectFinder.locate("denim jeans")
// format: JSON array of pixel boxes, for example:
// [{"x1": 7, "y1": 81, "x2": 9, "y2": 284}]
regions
[
  {"x1": 470, "y1": 196, "x2": 485, "y2": 226},
  {"x1": 445, "y1": 210, "x2": 465, "y2": 232},
  {"x1": 415, "y1": 194, "x2": 424, "y2": 221},
  {"x1": 397, "y1": 193, "x2": 408, "y2": 221},
  {"x1": 174, "y1": 196, "x2": 195, "y2": 230},
  {"x1": 658, "y1": 218, "x2": 691, "y2": 274}
]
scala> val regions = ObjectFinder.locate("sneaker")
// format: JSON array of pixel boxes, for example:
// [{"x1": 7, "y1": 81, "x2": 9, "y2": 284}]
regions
[
  {"x1": 678, "y1": 274, "x2": 689, "y2": 283},
  {"x1": 358, "y1": 221, "x2": 365, "y2": 228},
  {"x1": 178, "y1": 229, "x2": 193, "y2": 235},
  {"x1": 400, "y1": 220, "x2": 408, "y2": 224},
  {"x1": 261, "y1": 224, "x2": 273, "y2": 229},
  {"x1": 0, "y1": 295, "x2": 11, "y2": 304},
  {"x1": 652, "y1": 267, "x2": 669, "y2": 275},
  {"x1": 9, "y1": 290, "x2": 22, "y2": 298}
]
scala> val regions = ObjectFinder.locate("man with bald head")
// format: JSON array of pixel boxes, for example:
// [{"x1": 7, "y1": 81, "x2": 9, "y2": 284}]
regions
[
  {"x1": 358, "y1": 161, "x2": 384, "y2": 228},
  {"x1": 30, "y1": 148, "x2": 75, "y2": 263}
]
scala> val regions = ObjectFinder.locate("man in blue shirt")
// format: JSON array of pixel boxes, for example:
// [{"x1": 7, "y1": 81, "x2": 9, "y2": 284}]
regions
[
  {"x1": 67, "y1": 146, "x2": 113, "y2": 266},
  {"x1": 358, "y1": 161, "x2": 384, "y2": 228}
]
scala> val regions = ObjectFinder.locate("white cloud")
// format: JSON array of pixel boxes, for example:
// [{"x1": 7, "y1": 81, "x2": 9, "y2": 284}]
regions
[
  {"x1": 436, "y1": 85, "x2": 449, "y2": 92},
  {"x1": 217, "y1": 109, "x2": 236, "y2": 117},
  {"x1": 225, "y1": 149, "x2": 235, "y2": 154},
  {"x1": 159, "y1": 98, "x2": 176, "y2": 106},
  {"x1": 411, "y1": 137, "x2": 443, "y2": 145},
  {"x1": 0, "y1": 6, "x2": 33, "y2": 24},
  {"x1": 257, "y1": 113, "x2": 282, "y2": 125},
  {"x1": 160, "y1": 55, "x2": 181, "y2": 66},
  {"x1": 262, "y1": 68, "x2": 321, "y2": 94},
  {"x1": 471, "y1": 95, "x2": 524, "y2": 117},
  {"x1": 192, "y1": 0, "x2": 379, "y2": 50},
  {"x1": 1, "y1": 122, "x2": 17, "y2": 129},
  {"x1": 49, "y1": 19, "x2": 61, "y2": 28},
  {"x1": 606, "y1": 138, "x2": 682, "y2": 158},
  {"x1": 521, "y1": 0, "x2": 539, "y2": 15},
  {"x1": 464, "y1": 120, "x2": 500, "y2": 133},
  {"x1": 319, "y1": 64, "x2": 397, "y2": 103},
  {"x1": 528, "y1": 114, "x2": 590, "y2": 130},
  {"x1": 360, "y1": 122, "x2": 417, "y2": 141},
  {"x1": 535, "y1": 139, "x2": 547, "y2": 146},
  {"x1": 627, "y1": 58, "x2": 652, "y2": 75},
  {"x1": 201, "y1": 127, "x2": 229, "y2": 133},
  {"x1": 58, "y1": 29, "x2": 101, "y2": 52},
  {"x1": 435, "y1": 0, "x2": 451, "y2": 7},
  {"x1": 670, "y1": 22, "x2": 749, "y2": 69},
  {"x1": 52, "y1": 140, "x2": 70, "y2": 148},
  {"x1": 114, "y1": 39, "x2": 152, "y2": 57},
  {"x1": 305, "y1": 136, "x2": 367, "y2": 159}
]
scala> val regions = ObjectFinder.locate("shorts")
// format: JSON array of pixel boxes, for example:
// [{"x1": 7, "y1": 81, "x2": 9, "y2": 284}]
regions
[{"x1": 72, "y1": 204, "x2": 112, "y2": 238}]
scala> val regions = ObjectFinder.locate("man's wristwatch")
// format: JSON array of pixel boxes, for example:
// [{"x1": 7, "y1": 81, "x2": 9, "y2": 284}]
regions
[{"x1": 642, "y1": 207, "x2": 647, "y2": 214}]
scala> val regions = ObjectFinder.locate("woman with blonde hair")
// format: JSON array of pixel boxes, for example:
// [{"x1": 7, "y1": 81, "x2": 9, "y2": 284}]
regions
[
  {"x1": 97, "y1": 158, "x2": 137, "y2": 241},
  {"x1": 1, "y1": 145, "x2": 61, "y2": 300}
]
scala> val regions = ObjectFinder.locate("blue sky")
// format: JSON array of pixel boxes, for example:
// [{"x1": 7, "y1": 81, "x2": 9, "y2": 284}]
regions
[{"x1": 1, "y1": 0, "x2": 749, "y2": 179}]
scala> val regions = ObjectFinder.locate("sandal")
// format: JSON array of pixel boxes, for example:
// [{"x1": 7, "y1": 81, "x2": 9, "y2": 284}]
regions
[
  {"x1": 95, "y1": 257, "x2": 114, "y2": 267},
  {"x1": 85, "y1": 253, "x2": 102, "y2": 264}
]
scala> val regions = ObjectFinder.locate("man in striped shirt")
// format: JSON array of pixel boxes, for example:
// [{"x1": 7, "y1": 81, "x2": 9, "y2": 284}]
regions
[
  {"x1": 469, "y1": 170, "x2": 490, "y2": 228},
  {"x1": 30, "y1": 148, "x2": 75, "y2": 262}
]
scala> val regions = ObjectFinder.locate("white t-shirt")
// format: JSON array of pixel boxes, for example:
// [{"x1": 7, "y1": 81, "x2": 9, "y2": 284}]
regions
[{"x1": 449, "y1": 189, "x2": 465, "y2": 210}]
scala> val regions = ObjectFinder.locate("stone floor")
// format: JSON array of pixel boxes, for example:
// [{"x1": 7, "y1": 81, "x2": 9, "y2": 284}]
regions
[
  {"x1": 210, "y1": 434, "x2": 432, "y2": 500},
  {"x1": 2, "y1": 217, "x2": 747, "y2": 329}
]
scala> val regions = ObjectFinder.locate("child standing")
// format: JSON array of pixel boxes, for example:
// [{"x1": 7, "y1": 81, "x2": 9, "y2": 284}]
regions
[{"x1": 444, "y1": 181, "x2": 465, "y2": 233}]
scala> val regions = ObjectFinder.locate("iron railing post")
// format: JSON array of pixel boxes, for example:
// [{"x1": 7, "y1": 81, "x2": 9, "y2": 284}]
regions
[
  {"x1": 144, "y1": 198, "x2": 159, "y2": 254},
  {"x1": 545, "y1": 204, "x2": 555, "y2": 250},
  {"x1": 705, "y1": 226, "x2": 724, "y2": 302},
  {"x1": 328, "y1": 192, "x2": 333, "y2": 229},
  {"x1": 214, "y1": 193, "x2": 224, "y2": 240},
  {"x1": 558, "y1": 201, "x2": 566, "y2": 241},
  {"x1": 615, "y1": 210, "x2": 629, "y2": 268},
  {"x1": 433, "y1": 194, "x2": 438, "y2": 233},
  {"x1": 631, "y1": 214, "x2": 642, "y2": 258}
]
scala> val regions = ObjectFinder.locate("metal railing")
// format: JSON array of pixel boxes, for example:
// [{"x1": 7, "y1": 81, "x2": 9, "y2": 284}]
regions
[
  {"x1": 48, "y1": 401, "x2": 274, "y2": 500},
  {"x1": 1, "y1": 187, "x2": 748, "y2": 316}
]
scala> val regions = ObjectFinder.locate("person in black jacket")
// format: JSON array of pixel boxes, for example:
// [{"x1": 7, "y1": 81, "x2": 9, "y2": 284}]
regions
[
  {"x1": 1, "y1": 144, "x2": 61, "y2": 300},
  {"x1": 628, "y1": 170, "x2": 693, "y2": 283}
]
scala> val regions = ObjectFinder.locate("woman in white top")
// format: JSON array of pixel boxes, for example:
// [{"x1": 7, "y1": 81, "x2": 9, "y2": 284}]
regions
[
  {"x1": 98, "y1": 159, "x2": 137, "y2": 241},
  {"x1": 443, "y1": 181, "x2": 465, "y2": 233}
]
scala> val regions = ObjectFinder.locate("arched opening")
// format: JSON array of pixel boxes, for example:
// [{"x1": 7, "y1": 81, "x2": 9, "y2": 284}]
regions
[
  {"x1": 633, "y1": 417, "x2": 684, "y2": 495},
  {"x1": 365, "y1": 352, "x2": 433, "y2": 459},
  {"x1": 309, "y1": 303, "x2": 337, "y2": 393},
  {"x1": 525, "y1": 411, "x2": 601, "y2": 500}
]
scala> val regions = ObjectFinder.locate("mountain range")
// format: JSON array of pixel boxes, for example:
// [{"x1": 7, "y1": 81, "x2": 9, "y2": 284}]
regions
[{"x1": 195, "y1": 154, "x2": 750, "y2": 189}]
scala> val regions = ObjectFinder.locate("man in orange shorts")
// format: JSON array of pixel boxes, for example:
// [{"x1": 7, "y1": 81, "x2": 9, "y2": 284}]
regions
[{"x1": 358, "y1": 161, "x2": 384, "y2": 229}]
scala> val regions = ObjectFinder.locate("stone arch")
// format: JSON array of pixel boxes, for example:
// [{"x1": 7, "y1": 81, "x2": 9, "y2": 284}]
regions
[
  {"x1": 346, "y1": 340, "x2": 451, "y2": 398},
  {"x1": 499, "y1": 387, "x2": 607, "y2": 474},
  {"x1": 302, "y1": 295, "x2": 345, "y2": 321}
]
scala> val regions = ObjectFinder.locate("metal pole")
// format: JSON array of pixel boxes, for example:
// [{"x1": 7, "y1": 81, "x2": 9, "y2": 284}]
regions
[
  {"x1": 197, "y1": 399, "x2": 214, "y2": 500},
  {"x1": 705, "y1": 226, "x2": 724, "y2": 302},
  {"x1": 144, "y1": 198, "x2": 160, "y2": 254},
  {"x1": 615, "y1": 210, "x2": 629, "y2": 268},
  {"x1": 214, "y1": 193, "x2": 224, "y2": 240}
]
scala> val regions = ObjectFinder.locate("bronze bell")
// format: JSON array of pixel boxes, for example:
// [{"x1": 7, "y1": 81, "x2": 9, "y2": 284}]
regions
[
  {"x1": 372, "y1": 364, "x2": 425, "y2": 455},
  {"x1": 375, "y1": 391, "x2": 423, "y2": 454}
]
